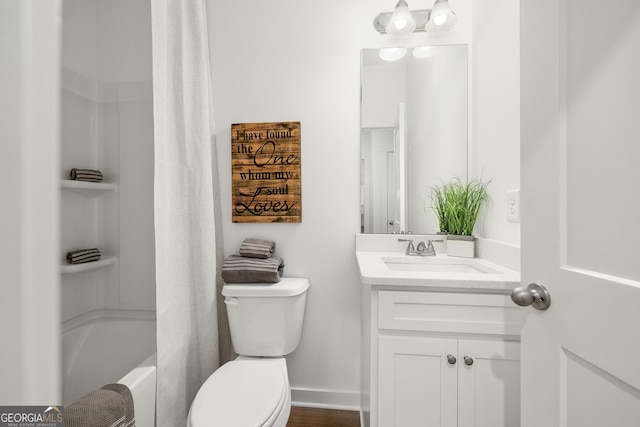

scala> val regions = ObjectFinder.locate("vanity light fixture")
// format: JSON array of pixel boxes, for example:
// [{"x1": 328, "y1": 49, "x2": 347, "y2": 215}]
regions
[{"x1": 374, "y1": 0, "x2": 457, "y2": 35}]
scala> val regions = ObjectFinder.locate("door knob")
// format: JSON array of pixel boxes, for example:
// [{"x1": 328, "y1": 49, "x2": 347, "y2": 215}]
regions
[
  {"x1": 447, "y1": 354, "x2": 457, "y2": 365},
  {"x1": 464, "y1": 356, "x2": 474, "y2": 366},
  {"x1": 510, "y1": 282, "x2": 551, "y2": 311}
]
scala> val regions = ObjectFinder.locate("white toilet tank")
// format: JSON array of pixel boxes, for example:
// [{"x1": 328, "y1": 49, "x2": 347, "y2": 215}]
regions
[{"x1": 222, "y1": 278, "x2": 309, "y2": 357}]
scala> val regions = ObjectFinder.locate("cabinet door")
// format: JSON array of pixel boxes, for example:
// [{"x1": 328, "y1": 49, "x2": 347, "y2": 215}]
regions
[
  {"x1": 457, "y1": 339, "x2": 520, "y2": 427},
  {"x1": 379, "y1": 335, "x2": 458, "y2": 427}
]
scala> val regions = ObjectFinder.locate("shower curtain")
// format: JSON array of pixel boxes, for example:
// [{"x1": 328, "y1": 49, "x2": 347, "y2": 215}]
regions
[{"x1": 151, "y1": 1, "x2": 220, "y2": 425}]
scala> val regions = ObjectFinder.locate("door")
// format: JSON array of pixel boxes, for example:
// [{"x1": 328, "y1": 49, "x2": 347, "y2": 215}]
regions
[
  {"x1": 520, "y1": 0, "x2": 640, "y2": 425},
  {"x1": 378, "y1": 335, "x2": 457, "y2": 427},
  {"x1": 392, "y1": 103, "x2": 407, "y2": 233},
  {"x1": 387, "y1": 151, "x2": 398, "y2": 233}
]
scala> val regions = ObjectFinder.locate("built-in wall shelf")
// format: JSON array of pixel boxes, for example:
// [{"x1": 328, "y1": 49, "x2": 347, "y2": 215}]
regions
[
  {"x1": 60, "y1": 256, "x2": 117, "y2": 274},
  {"x1": 61, "y1": 180, "x2": 117, "y2": 197}
]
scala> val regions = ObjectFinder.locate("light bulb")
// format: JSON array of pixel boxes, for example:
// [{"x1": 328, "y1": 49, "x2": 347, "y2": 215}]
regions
[
  {"x1": 379, "y1": 47, "x2": 407, "y2": 62},
  {"x1": 394, "y1": 19, "x2": 408, "y2": 30},
  {"x1": 386, "y1": 0, "x2": 416, "y2": 35},
  {"x1": 425, "y1": 0, "x2": 457, "y2": 31},
  {"x1": 413, "y1": 46, "x2": 436, "y2": 59},
  {"x1": 434, "y1": 14, "x2": 447, "y2": 26}
]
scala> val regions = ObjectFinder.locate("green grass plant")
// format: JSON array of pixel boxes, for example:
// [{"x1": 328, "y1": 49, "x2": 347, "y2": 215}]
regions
[{"x1": 428, "y1": 177, "x2": 491, "y2": 236}]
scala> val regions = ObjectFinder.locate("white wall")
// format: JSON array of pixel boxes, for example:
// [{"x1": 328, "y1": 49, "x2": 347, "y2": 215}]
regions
[
  {"x1": 207, "y1": 0, "x2": 472, "y2": 408},
  {"x1": 361, "y1": 62, "x2": 407, "y2": 129},
  {"x1": 471, "y1": 0, "x2": 521, "y2": 246},
  {"x1": 0, "y1": 0, "x2": 61, "y2": 404},
  {"x1": 62, "y1": 0, "x2": 98, "y2": 80},
  {"x1": 96, "y1": 0, "x2": 153, "y2": 83}
]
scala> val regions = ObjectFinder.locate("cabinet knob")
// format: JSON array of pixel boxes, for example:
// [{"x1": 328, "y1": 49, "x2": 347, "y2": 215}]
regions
[
  {"x1": 464, "y1": 356, "x2": 474, "y2": 366},
  {"x1": 447, "y1": 354, "x2": 457, "y2": 365}
]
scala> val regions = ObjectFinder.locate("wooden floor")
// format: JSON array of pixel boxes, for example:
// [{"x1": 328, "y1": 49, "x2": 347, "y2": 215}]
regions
[{"x1": 287, "y1": 406, "x2": 360, "y2": 427}]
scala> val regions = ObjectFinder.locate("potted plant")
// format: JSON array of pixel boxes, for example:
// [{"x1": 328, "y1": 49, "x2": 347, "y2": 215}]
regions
[{"x1": 428, "y1": 177, "x2": 491, "y2": 258}]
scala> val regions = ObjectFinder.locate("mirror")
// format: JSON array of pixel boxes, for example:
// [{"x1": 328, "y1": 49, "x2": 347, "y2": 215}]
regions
[{"x1": 360, "y1": 45, "x2": 468, "y2": 234}]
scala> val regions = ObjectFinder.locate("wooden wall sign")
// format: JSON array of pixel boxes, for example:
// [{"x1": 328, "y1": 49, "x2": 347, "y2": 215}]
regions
[{"x1": 231, "y1": 122, "x2": 301, "y2": 223}]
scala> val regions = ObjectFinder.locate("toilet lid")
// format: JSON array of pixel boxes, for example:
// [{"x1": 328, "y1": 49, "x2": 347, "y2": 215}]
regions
[{"x1": 189, "y1": 359, "x2": 286, "y2": 427}]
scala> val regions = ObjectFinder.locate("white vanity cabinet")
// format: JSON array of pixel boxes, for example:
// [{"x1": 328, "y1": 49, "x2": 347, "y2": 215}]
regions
[{"x1": 367, "y1": 289, "x2": 523, "y2": 427}]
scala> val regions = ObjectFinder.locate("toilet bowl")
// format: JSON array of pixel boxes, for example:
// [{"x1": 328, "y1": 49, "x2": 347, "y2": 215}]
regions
[
  {"x1": 188, "y1": 278, "x2": 309, "y2": 427},
  {"x1": 187, "y1": 357, "x2": 291, "y2": 427}
]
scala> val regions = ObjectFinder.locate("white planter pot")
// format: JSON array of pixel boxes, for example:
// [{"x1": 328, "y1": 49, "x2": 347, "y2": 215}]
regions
[{"x1": 446, "y1": 235, "x2": 475, "y2": 258}]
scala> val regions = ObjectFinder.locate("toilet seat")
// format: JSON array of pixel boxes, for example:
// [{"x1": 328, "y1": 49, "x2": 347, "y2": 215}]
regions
[{"x1": 188, "y1": 359, "x2": 288, "y2": 427}]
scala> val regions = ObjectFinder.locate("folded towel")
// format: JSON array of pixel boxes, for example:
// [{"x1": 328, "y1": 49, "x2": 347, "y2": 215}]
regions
[
  {"x1": 70, "y1": 168, "x2": 104, "y2": 182},
  {"x1": 67, "y1": 248, "x2": 101, "y2": 264},
  {"x1": 65, "y1": 383, "x2": 136, "y2": 427},
  {"x1": 101, "y1": 383, "x2": 135, "y2": 427},
  {"x1": 222, "y1": 254, "x2": 284, "y2": 283},
  {"x1": 239, "y1": 238, "x2": 276, "y2": 259}
]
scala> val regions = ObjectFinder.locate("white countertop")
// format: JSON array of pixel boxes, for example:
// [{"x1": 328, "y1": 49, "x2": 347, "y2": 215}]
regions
[{"x1": 356, "y1": 251, "x2": 521, "y2": 291}]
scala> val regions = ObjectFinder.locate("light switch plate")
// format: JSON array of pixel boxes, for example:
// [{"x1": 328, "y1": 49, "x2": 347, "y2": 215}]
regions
[{"x1": 507, "y1": 189, "x2": 520, "y2": 223}]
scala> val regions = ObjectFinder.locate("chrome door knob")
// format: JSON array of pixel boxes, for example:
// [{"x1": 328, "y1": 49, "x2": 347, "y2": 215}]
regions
[
  {"x1": 510, "y1": 282, "x2": 551, "y2": 311},
  {"x1": 464, "y1": 356, "x2": 474, "y2": 366},
  {"x1": 447, "y1": 354, "x2": 457, "y2": 365}
]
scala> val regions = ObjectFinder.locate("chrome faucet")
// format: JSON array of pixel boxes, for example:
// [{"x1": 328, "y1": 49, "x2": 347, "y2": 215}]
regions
[
  {"x1": 416, "y1": 240, "x2": 436, "y2": 256},
  {"x1": 398, "y1": 239, "x2": 439, "y2": 256}
]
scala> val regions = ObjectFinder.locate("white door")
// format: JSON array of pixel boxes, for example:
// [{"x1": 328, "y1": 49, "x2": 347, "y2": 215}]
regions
[
  {"x1": 387, "y1": 151, "x2": 397, "y2": 233},
  {"x1": 520, "y1": 0, "x2": 640, "y2": 426},
  {"x1": 393, "y1": 103, "x2": 407, "y2": 233}
]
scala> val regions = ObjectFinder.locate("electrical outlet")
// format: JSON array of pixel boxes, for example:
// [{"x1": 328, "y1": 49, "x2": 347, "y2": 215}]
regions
[{"x1": 507, "y1": 190, "x2": 520, "y2": 223}]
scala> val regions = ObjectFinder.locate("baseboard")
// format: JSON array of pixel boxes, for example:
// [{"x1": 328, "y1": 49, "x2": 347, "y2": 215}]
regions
[{"x1": 291, "y1": 387, "x2": 361, "y2": 412}]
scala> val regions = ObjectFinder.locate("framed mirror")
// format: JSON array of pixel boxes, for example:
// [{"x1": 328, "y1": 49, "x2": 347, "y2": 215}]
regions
[{"x1": 360, "y1": 44, "x2": 468, "y2": 234}]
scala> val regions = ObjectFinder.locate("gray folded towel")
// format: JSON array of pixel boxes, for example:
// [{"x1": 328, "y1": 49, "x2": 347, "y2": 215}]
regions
[
  {"x1": 101, "y1": 383, "x2": 135, "y2": 427},
  {"x1": 65, "y1": 383, "x2": 135, "y2": 427},
  {"x1": 239, "y1": 238, "x2": 276, "y2": 259},
  {"x1": 67, "y1": 248, "x2": 101, "y2": 264},
  {"x1": 222, "y1": 254, "x2": 284, "y2": 283},
  {"x1": 70, "y1": 168, "x2": 104, "y2": 183}
]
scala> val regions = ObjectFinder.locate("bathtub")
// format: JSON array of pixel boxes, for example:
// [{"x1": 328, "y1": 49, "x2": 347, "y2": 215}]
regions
[{"x1": 62, "y1": 309, "x2": 157, "y2": 427}]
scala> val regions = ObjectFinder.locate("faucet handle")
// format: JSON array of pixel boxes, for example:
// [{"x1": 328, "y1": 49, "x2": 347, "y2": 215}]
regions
[
  {"x1": 428, "y1": 239, "x2": 444, "y2": 249},
  {"x1": 398, "y1": 238, "x2": 415, "y2": 252}
]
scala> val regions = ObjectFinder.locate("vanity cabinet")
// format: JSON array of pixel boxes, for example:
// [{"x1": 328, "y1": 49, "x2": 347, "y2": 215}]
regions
[{"x1": 367, "y1": 289, "x2": 523, "y2": 427}]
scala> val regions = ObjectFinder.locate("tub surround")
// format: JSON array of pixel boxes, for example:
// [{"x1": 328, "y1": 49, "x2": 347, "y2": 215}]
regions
[
  {"x1": 60, "y1": 65, "x2": 155, "y2": 322},
  {"x1": 61, "y1": 309, "x2": 156, "y2": 405}
]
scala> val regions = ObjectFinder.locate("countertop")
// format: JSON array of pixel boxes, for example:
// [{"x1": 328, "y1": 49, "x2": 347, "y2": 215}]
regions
[{"x1": 356, "y1": 251, "x2": 521, "y2": 291}]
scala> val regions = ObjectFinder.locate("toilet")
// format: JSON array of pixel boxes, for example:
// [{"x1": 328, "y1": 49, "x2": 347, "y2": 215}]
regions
[{"x1": 188, "y1": 277, "x2": 310, "y2": 427}]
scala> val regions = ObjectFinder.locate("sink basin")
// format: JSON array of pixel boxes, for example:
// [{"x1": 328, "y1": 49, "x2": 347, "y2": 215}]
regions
[{"x1": 382, "y1": 256, "x2": 500, "y2": 274}]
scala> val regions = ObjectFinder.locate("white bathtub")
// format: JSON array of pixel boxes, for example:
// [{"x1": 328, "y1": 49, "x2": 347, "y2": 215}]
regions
[{"x1": 62, "y1": 309, "x2": 157, "y2": 427}]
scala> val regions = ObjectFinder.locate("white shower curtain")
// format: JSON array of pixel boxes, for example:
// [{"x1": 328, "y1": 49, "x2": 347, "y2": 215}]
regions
[{"x1": 151, "y1": 1, "x2": 219, "y2": 425}]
